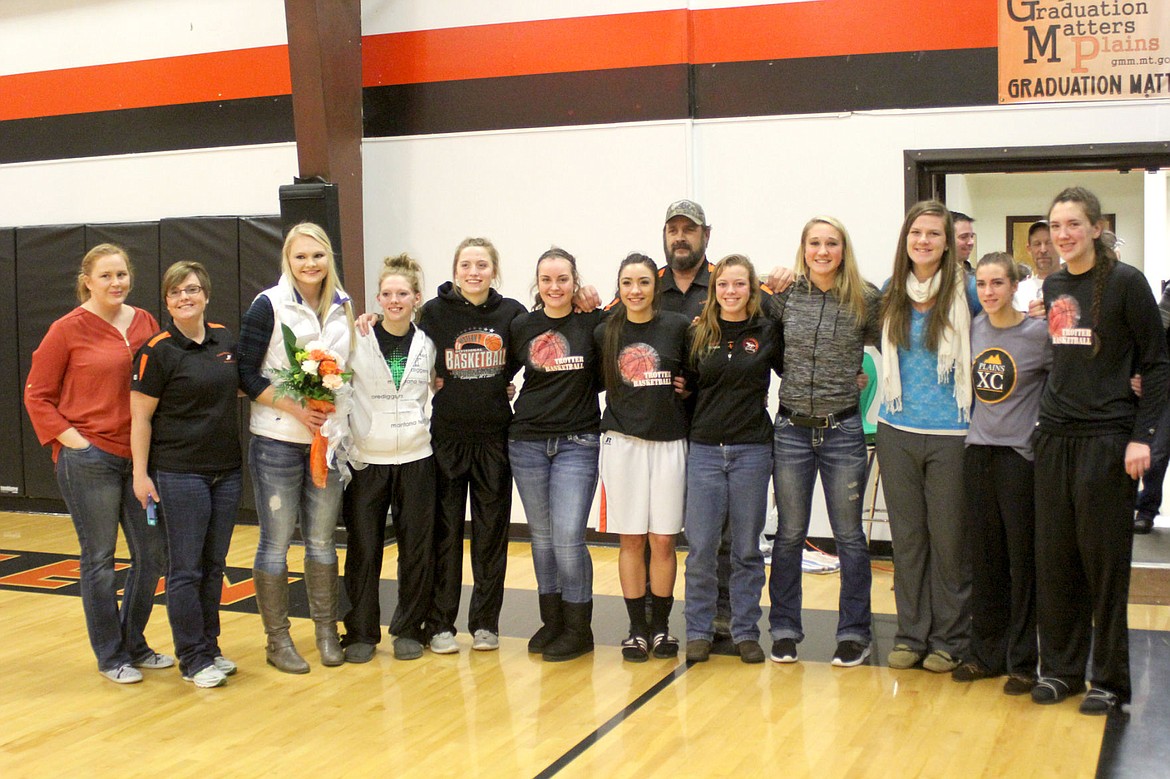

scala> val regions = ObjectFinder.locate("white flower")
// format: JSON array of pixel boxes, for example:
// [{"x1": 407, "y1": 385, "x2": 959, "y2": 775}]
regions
[
  {"x1": 322, "y1": 374, "x2": 343, "y2": 390},
  {"x1": 301, "y1": 359, "x2": 320, "y2": 375},
  {"x1": 303, "y1": 339, "x2": 328, "y2": 353}
]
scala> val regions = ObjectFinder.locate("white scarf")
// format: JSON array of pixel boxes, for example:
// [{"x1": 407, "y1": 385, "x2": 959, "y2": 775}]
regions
[{"x1": 881, "y1": 269, "x2": 972, "y2": 422}]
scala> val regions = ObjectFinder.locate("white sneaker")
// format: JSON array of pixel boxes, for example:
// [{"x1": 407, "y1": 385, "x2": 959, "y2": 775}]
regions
[
  {"x1": 472, "y1": 629, "x2": 499, "y2": 651},
  {"x1": 212, "y1": 655, "x2": 237, "y2": 676},
  {"x1": 101, "y1": 664, "x2": 143, "y2": 684},
  {"x1": 183, "y1": 665, "x2": 228, "y2": 688},
  {"x1": 429, "y1": 631, "x2": 458, "y2": 654},
  {"x1": 132, "y1": 651, "x2": 175, "y2": 669}
]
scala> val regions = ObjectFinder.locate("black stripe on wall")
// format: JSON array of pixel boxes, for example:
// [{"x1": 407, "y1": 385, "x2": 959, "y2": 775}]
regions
[
  {"x1": 694, "y1": 48, "x2": 998, "y2": 118},
  {"x1": 0, "y1": 96, "x2": 294, "y2": 165},
  {"x1": 363, "y1": 64, "x2": 691, "y2": 137},
  {"x1": 0, "y1": 50, "x2": 997, "y2": 163}
]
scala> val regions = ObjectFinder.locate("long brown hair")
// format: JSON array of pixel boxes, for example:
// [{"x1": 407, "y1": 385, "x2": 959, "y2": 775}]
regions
[
  {"x1": 793, "y1": 215, "x2": 868, "y2": 325},
  {"x1": 601, "y1": 252, "x2": 660, "y2": 394},
  {"x1": 879, "y1": 200, "x2": 961, "y2": 351},
  {"x1": 688, "y1": 254, "x2": 761, "y2": 366},
  {"x1": 1050, "y1": 186, "x2": 1116, "y2": 355},
  {"x1": 530, "y1": 246, "x2": 581, "y2": 310}
]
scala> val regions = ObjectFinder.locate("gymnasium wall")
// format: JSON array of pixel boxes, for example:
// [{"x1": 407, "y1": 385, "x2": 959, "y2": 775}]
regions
[{"x1": 3, "y1": 1, "x2": 1169, "y2": 526}]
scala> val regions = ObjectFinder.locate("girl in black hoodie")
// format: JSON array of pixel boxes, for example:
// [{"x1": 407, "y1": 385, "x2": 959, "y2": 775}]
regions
[{"x1": 418, "y1": 237, "x2": 526, "y2": 654}]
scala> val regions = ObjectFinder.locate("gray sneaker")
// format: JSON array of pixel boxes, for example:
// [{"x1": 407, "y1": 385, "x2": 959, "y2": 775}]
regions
[
  {"x1": 182, "y1": 665, "x2": 228, "y2": 688},
  {"x1": 212, "y1": 655, "x2": 237, "y2": 676},
  {"x1": 345, "y1": 642, "x2": 377, "y2": 663},
  {"x1": 100, "y1": 664, "x2": 143, "y2": 684},
  {"x1": 429, "y1": 631, "x2": 459, "y2": 654},
  {"x1": 472, "y1": 629, "x2": 499, "y2": 651},
  {"x1": 132, "y1": 651, "x2": 175, "y2": 670}
]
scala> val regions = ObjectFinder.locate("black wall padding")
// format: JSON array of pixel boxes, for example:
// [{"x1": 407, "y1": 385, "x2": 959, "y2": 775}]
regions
[
  {"x1": 160, "y1": 217, "x2": 240, "y2": 332},
  {"x1": 0, "y1": 229, "x2": 21, "y2": 496},
  {"x1": 237, "y1": 217, "x2": 285, "y2": 520},
  {"x1": 85, "y1": 222, "x2": 163, "y2": 324},
  {"x1": 16, "y1": 226, "x2": 87, "y2": 499}
]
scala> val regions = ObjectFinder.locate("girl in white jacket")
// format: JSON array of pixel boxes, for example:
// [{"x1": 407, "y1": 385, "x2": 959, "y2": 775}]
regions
[{"x1": 340, "y1": 254, "x2": 438, "y2": 662}]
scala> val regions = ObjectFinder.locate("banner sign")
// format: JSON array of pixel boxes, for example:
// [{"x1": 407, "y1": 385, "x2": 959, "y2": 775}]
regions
[{"x1": 999, "y1": 1, "x2": 1169, "y2": 104}]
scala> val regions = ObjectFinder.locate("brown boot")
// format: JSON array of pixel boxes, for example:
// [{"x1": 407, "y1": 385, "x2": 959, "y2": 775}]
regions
[
  {"x1": 304, "y1": 560, "x2": 344, "y2": 667},
  {"x1": 254, "y1": 569, "x2": 310, "y2": 674}
]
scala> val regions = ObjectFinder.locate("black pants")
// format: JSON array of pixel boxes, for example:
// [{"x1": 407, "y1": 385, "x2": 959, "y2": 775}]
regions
[
  {"x1": 342, "y1": 457, "x2": 436, "y2": 644},
  {"x1": 1034, "y1": 431, "x2": 1135, "y2": 702},
  {"x1": 1137, "y1": 397, "x2": 1170, "y2": 516},
  {"x1": 964, "y1": 445, "x2": 1037, "y2": 676},
  {"x1": 427, "y1": 438, "x2": 512, "y2": 636}
]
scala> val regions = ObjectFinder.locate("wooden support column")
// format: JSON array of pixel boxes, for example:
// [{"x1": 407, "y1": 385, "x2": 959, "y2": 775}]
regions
[{"x1": 284, "y1": 0, "x2": 365, "y2": 309}]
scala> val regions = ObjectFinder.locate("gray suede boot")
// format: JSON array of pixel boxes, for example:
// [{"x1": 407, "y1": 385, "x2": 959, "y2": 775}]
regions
[
  {"x1": 304, "y1": 560, "x2": 344, "y2": 667},
  {"x1": 254, "y1": 568, "x2": 310, "y2": 674}
]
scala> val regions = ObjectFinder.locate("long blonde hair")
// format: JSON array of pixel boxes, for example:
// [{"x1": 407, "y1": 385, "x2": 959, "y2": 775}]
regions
[
  {"x1": 793, "y1": 216, "x2": 868, "y2": 325},
  {"x1": 281, "y1": 222, "x2": 355, "y2": 340},
  {"x1": 688, "y1": 254, "x2": 761, "y2": 366}
]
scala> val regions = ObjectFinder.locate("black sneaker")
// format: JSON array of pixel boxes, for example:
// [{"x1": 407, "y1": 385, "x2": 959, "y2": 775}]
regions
[
  {"x1": 770, "y1": 638, "x2": 798, "y2": 664},
  {"x1": 1003, "y1": 674, "x2": 1036, "y2": 696},
  {"x1": 621, "y1": 633, "x2": 649, "y2": 663},
  {"x1": 831, "y1": 640, "x2": 871, "y2": 668},
  {"x1": 1135, "y1": 511, "x2": 1156, "y2": 534},
  {"x1": 1079, "y1": 688, "x2": 1121, "y2": 715}
]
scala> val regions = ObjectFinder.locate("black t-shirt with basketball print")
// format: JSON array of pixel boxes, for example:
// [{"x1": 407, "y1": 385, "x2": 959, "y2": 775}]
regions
[
  {"x1": 594, "y1": 312, "x2": 691, "y2": 441},
  {"x1": 419, "y1": 282, "x2": 526, "y2": 442},
  {"x1": 689, "y1": 315, "x2": 784, "y2": 445},
  {"x1": 131, "y1": 322, "x2": 242, "y2": 474},
  {"x1": 509, "y1": 308, "x2": 606, "y2": 440}
]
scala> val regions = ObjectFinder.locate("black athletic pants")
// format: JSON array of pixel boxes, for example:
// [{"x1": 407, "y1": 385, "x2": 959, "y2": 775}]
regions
[
  {"x1": 342, "y1": 457, "x2": 436, "y2": 644},
  {"x1": 964, "y1": 445, "x2": 1037, "y2": 676},
  {"x1": 1034, "y1": 431, "x2": 1135, "y2": 702},
  {"x1": 427, "y1": 438, "x2": 512, "y2": 636}
]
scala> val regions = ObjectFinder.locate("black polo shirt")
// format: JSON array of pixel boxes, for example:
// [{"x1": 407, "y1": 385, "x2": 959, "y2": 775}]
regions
[
  {"x1": 132, "y1": 322, "x2": 242, "y2": 473},
  {"x1": 659, "y1": 261, "x2": 712, "y2": 320}
]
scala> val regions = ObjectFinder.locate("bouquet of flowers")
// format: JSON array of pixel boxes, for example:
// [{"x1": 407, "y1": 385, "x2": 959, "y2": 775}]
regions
[{"x1": 271, "y1": 324, "x2": 353, "y2": 487}]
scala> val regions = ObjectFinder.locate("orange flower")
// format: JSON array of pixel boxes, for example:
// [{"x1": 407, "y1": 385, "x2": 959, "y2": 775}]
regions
[{"x1": 318, "y1": 359, "x2": 340, "y2": 376}]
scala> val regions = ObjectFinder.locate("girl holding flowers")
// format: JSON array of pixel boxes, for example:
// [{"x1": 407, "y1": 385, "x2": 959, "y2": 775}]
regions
[{"x1": 237, "y1": 222, "x2": 354, "y2": 674}]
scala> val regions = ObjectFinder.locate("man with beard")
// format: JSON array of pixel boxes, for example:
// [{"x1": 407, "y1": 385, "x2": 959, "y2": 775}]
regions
[{"x1": 659, "y1": 199, "x2": 716, "y2": 319}]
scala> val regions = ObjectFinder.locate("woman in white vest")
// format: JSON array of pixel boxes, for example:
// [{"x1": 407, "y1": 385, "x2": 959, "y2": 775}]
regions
[
  {"x1": 237, "y1": 222, "x2": 354, "y2": 674},
  {"x1": 339, "y1": 254, "x2": 438, "y2": 663}
]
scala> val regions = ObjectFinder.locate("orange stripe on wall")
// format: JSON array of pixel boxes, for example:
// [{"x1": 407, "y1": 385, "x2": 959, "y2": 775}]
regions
[
  {"x1": 362, "y1": 10, "x2": 688, "y2": 86},
  {"x1": 691, "y1": 0, "x2": 996, "y2": 64},
  {"x1": 0, "y1": 46, "x2": 291, "y2": 122}
]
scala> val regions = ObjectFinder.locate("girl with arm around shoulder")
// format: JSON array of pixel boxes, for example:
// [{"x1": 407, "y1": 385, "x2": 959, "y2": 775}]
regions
[
  {"x1": 419, "y1": 238, "x2": 526, "y2": 653},
  {"x1": 952, "y1": 252, "x2": 1051, "y2": 695},
  {"x1": 509, "y1": 247, "x2": 605, "y2": 662},
  {"x1": 23, "y1": 244, "x2": 169, "y2": 683},
  {"x1": 596, "y1": 252, "x2": 691, "y2": 663},
  {"x1": 683, "y1": 254, "x2": 783, "y2": 664},
  {"x1": 130, "y1": 261, "x2": 243, "y2": 688},
  {"x1": 339, "y1": 254, "x2": 438, "y2": 663},
  {"x1": 876, "y1": 201, "x2": 980, "y2": 674},
  {"x1": 236, "y1": 222, "x2": 354, "y2": 673},
  {"x1": 768, "y1": 217, "x2": 880, "y2": 668},
  {"x1": 1031, "y1": 187, "x2": 1169, "y2": 714}
]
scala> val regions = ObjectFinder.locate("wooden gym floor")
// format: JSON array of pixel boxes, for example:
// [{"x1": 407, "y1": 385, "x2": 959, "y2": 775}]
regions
[{"x1": 2, "y1": 510, "x2": 1169, "y2": 778}]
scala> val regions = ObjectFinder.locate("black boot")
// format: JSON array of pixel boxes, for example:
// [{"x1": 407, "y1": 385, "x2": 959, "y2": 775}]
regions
[
  {"x1": 528, "y1": 593, "x2": 564, "y2": 653},
  {"x1": 542, "y1": 600, "x2": 593, "y2": 662}
]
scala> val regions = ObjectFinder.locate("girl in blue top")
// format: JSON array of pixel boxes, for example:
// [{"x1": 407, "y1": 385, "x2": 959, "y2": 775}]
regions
[{"x1": 876, "y1": 200, "x2": 980, "y2": 674}]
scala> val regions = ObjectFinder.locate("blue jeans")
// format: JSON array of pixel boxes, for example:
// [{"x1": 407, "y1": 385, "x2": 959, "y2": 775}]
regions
[
  {"x1": 769, "y1": 414, "x2": 872, "y2": 644},
  {"x1": 249, "y1": 436, "x2": 342, "y2": 573},
  {"x1": 155, "y1": 468, "x2": 242, "y2": 676},
  {"x1": 684, "y1": 442, "x2": 772, "y2": 642},
  {"x1": 509, "y1": 435, "x2": 600, "y2": 604},
  {"x1": 55, "y1": 445, "x2": 167, "y2": 671}
]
